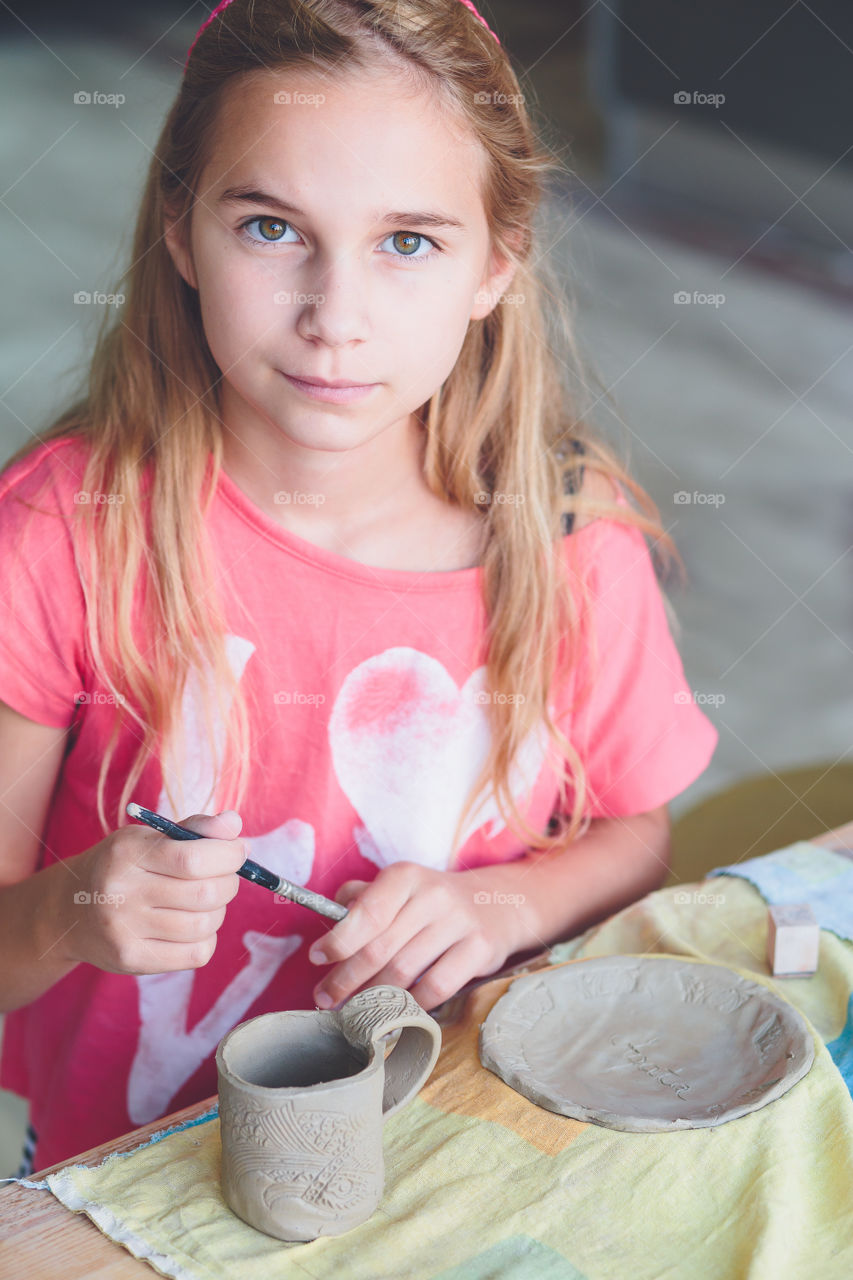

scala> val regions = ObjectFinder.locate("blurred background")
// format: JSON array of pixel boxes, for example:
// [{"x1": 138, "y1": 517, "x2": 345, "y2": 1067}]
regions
[{"x1": 1, "y1": 1, "x2": 851, "y2": 1171}]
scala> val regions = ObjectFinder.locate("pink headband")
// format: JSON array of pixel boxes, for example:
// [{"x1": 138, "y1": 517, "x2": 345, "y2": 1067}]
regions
[{"x1": 185, "y1": 0, "x2": 500, "y2": 72}]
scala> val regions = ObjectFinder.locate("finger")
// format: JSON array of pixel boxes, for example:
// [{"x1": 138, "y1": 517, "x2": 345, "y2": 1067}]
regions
[
  {"x1": 309, "y1": 874, "x2": 414, "y2": 966},
  {"x1": 178, "y1": 810, "x2": 243, "y2": 839},
  {"x1": 142, "y1": 814, "x2": 247, "y2": 880},
  {"x1": 141, "y1": 868, "x2": 242, "y2": 913},
  {"x1": 313, "y1": 898, "x2": 441, "y2": 1007},
  {"x1": 335, "y1": 879, "x2": 368, "y2": 907},
  {"x1": 107, "y1": 931, "x2": 220, "y2": 975},
  {"x1": 144, "y1": 904, "x2": 228, "y2": 944},
  {"x1": 353, "y1": 921, "x2": 458, "y2": 994},
  {"x1": 406, "y1": 936, "x2": 496, "y2": 1011}
]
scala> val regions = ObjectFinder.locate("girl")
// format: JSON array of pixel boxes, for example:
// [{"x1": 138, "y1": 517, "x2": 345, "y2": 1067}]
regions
[{"x1": 0, "y1": 0, "x2": 717, "y2": 1173}]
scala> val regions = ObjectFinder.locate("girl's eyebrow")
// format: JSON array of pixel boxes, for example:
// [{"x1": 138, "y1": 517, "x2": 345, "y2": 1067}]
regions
[{"x1": 216, "y1": 184, "x2": 467, "y2": 230}]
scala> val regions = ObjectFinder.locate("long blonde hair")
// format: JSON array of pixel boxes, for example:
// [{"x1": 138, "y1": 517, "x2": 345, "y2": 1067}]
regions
[{"x1": 3, "y1": 0, "x2": 678, "y2": 854}]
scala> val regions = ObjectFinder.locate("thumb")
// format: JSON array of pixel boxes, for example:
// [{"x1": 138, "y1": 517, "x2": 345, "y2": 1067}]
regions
[{"x1": 179, "y1": 810, "x2": 243, "y2": 839}]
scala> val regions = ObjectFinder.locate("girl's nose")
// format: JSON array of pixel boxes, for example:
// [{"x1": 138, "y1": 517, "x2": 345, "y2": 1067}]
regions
[{"x1": 294, "y1": 253, "x2": 371, "y2": 347}]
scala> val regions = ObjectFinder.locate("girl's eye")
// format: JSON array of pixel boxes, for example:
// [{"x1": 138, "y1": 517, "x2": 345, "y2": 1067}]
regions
[
  {"x1": 378, "y1": 231, "x2": 439, "y2": 263},
  {"x1": 238, "y1": 216, "x2": 299, "y2": 246},
  {"x1": 238, "y1": 217, "x2": 439, "y2": 263}
]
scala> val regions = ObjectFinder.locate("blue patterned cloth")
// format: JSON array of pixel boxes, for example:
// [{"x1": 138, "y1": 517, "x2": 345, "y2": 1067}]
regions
[{"x1": 708, "y1": 841, "x2": 853, "y2": 942}]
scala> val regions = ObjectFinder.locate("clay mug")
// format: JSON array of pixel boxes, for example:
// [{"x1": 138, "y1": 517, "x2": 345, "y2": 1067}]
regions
[{"x1": 216, "y1": 984, "x2": 441, "y2": 1241}]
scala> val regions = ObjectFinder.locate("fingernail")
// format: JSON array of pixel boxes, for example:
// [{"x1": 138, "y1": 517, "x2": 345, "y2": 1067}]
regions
[
  {"x1": 314, "y1": 990, "x2": 333, "y2": 1009},
  {"x1": 309, "y1": 946, "x2": 327, "y2": 964}
]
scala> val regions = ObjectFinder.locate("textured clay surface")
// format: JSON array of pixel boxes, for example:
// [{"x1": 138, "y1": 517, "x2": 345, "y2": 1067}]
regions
[{"x1": 479, "y1": 954, "x2": 815, "y2": 1131}]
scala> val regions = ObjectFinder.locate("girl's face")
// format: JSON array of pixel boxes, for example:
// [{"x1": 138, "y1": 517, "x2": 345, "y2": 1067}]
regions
[{"x1": 165, "y1": 66, "x2": 515, "y2": 458}]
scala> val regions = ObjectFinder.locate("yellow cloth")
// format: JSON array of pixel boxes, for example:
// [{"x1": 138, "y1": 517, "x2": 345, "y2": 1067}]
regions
[{"x1": 35, "y1": 876, "x2": 853, "y2": 1279}]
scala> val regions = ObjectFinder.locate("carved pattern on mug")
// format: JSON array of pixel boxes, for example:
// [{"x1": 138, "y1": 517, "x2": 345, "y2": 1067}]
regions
[
  {"x1": 222, "y1": 1099, "x2": 376, "y2": 1212},
  {"x1": 264, "y1": 1150, "x2": 375, "y2": 1214},
  {"x1": 338, "y1": 985, "x2": 421, "y2": 1047}
]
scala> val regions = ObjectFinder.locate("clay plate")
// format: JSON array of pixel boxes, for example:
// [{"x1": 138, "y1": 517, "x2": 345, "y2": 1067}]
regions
[{"x1": 479, "y1": 954, "x2": 815, "y2": 1131}]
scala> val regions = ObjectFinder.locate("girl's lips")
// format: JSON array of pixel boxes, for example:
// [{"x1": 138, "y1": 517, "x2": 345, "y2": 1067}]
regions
[{"x1": 282, "y1": 372, "x2": 379, "y2": 404}]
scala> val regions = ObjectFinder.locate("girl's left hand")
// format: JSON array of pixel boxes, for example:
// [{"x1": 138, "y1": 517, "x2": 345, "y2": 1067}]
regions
[{"x1": 308, "y1": 862, "x2": 533, "y2": 1012}]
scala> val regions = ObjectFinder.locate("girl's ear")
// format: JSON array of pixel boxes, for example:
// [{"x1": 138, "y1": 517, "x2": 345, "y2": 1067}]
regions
[
  {"x1": 163, "y1": 206, "x2": 199, "y2": 291},
  {"x1": 469, "y1": 234, "x2": 523, "y2": 321}
]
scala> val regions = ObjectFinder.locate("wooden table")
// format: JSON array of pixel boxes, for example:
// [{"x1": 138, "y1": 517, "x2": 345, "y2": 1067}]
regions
[{"x1": 2, "y1": 820, "x2": 851, "y2": 1278}]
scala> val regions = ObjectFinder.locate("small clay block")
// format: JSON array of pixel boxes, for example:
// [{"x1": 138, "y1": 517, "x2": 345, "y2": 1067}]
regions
[{"x1": 766, "y1": 903, "x2": 819, "y2": 977}]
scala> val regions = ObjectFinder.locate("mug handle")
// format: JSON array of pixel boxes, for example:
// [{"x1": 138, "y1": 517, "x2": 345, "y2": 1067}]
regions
[{"x1": 336, "y1": 985, "x2": 442, "y2": 1117}]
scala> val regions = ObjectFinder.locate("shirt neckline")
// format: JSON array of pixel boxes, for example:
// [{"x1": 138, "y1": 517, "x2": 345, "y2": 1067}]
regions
[{"x1": 216, "y1": 462, "x2": 485, "y2": 592}]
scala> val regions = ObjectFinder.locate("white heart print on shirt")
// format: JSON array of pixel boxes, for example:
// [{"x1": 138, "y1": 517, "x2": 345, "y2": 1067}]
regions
[{"x1": 329, "y1": 646, "x2": 550, "y2": 871}]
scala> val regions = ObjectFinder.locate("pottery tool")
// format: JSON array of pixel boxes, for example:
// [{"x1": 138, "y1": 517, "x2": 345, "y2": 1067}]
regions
[{"x1": 126, "y1": 802, "x2": 348, "y2": 922}]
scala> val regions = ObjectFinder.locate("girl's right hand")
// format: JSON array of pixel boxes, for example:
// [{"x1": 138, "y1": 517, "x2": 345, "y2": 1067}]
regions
[{"x1": 61, "y1": 811, "x2": 246, "y2": 975}]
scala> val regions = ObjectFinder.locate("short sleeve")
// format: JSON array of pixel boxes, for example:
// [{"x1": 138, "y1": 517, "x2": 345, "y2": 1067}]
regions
[
  {"x1": 0, "y1": 442, "x2": 90, "y2": 728},
  {"x1": 564, "y1": 510, "x2": 718, "y2": 818}
]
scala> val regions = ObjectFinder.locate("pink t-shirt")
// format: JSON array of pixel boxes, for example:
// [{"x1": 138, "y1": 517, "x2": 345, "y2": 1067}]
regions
[{"x1": 0, "y1": 436, "x2": 717, "y2": 1168}]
